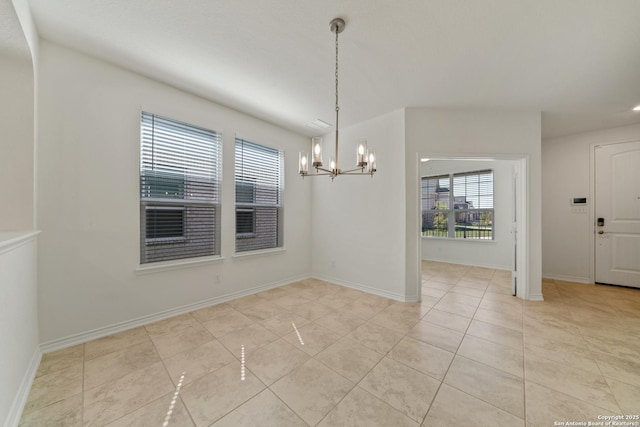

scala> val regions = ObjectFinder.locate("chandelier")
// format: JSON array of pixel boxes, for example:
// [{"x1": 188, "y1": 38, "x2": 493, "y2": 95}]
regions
[{"x1": 299, "y1": 18, "x2": 377, "y2": 180}]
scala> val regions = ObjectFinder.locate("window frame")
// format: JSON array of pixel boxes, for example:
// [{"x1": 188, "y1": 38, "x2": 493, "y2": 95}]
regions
[
  {"x1": 143, "y1": 205, "x2": 187, "y2": 244},
  {"x1": 234, "y1": 137, "x2": 284, "y2": 253},
  {"x1": 139, "y1": 112, "x2": 222, "y2": 264},
  {"x1": 421, "y1": 169, "x2": 494, "y2": 240},
  {"x1": 235, "y1": 207, "x2": 257, "y2": 238}
]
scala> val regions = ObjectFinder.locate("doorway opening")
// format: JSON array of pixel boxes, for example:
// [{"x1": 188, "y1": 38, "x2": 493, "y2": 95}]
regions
[{"x1": 417, "y1": 154, "x2": 528, "y2": 300}]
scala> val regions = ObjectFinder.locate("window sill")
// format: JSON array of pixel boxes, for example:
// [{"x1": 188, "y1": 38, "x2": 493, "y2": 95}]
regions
[
  {"x1": 232, "y1": 247, "x2": 286, "y2": 260},
  {"x1": 136, "y1": 255, "x2": 224, "y2": 275},
  {"x1": 421, "y1": 236, "x2": 497, "y2": 243}
]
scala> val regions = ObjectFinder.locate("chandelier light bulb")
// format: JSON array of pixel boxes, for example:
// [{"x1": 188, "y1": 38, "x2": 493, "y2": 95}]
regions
[
  {"x1": 311, "y1": 137, "x2": 323, "y2": 167},
  {"x1": 368, "y1": 151, "x2": 377, "y2": 173},
  {"x1": 356, "y1": 138, "x2": 368, "y2": 167},
  {"x1": 299, "y1": 152, "x2": 309, "y2": 175}
]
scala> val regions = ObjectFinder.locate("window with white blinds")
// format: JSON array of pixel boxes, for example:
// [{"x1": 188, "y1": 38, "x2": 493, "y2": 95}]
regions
[
  {"x1": 421, "y1": 174, "x2": 450, "y2": 237},
  {"x1": 140, "y1": 112, "x2": 222, "y2": 263},
  {"x1": 421, "y1": 170, "x2": 494, "y2": 240},
  {"x1": 453, "y1": 171, "x2": 494, "y2": 209},
  {"x1": 235, "y1": 138, "x2": 283, "y2": 253}
]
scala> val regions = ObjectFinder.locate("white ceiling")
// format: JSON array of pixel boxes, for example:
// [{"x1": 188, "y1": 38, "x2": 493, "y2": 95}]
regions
[{"x1": 24, "y1": 0, "x2": 640, "y2": 139}]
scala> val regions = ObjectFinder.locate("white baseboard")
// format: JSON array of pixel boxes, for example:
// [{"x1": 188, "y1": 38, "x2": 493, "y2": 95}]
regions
[
  {"x1": 40, "y1": 274, "x2": 311, "y2": 354},
  {"x1": 3, "y1": 347, "x2": 41, "y2": 427},
  {"x1": 526, "y1": 292, "x2": 544, "y2": 301},
  {"x1": 312, "y1": 274, "x2": 417, "y2": 302},
  {"x1": 542, "y1": 274, "x2": 592, "y2": 284},
  {"x1": 422, "y1": 257, "x2": 511, "y2": 271}
]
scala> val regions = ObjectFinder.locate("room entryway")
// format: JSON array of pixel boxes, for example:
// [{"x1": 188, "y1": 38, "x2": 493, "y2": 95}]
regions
[
  {"x1": 594, "y1": 141, "x2": 640, "y2": 288},
  {"x1": 418, "y1": 155, "x2": 528, "y2": 299}
]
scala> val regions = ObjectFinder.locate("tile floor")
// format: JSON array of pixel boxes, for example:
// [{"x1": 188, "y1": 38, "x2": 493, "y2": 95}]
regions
[{"x1": 19, "y1": 262, "x2": 640, "y2": 426}]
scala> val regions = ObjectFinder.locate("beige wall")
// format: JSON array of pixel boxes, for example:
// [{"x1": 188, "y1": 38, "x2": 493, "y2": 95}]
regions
[
  {"x1": 37, "y1": 41, "x2": 312, "y2": 344},
  {"x1": 542, "y1": 122, "x2": 640, "y2": 282},
  {"x1": 405, "y1": 108, "x2": 542, "y2": 300},
  {"x1": 311, "y1": 109, "x2": 408, "y2": 300},
  {"x1": 0, "y1": 53, "x2": 34, "y2": 230}
]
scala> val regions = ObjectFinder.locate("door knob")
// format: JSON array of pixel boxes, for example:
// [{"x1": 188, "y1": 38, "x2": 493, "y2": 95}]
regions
[{"x1": 598, "y1": 230, "x2": 604, "y2": 234}]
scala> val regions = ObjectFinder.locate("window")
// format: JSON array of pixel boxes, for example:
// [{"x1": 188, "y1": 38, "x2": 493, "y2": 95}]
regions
[
  {"x1": 140, "y1": 112, "x2": 222, "y2": 263},
  {"x1": 235, "y1": 138, "x2": 283, "y2": 252},
  {"x1": 145, "y1": 206, "x2": 185, "y2": 241},
  {"x1": 421, "y1": 170, "x2": 494, "y2": 240},
  {"x1": 235, "y1": 177, "x2": 256, "y2": 236},
  {"x1": 236, "y1": 208, "x2": 256, "y2": 235}
]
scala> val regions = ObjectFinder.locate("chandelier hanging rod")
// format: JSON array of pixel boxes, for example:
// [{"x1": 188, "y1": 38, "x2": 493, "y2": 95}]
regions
[{"x1": 299, "y1": 17, "x2": 377, "y2": 180}]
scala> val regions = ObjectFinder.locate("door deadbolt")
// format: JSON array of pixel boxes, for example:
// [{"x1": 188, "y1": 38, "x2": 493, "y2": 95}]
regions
[{"x1": 597, "y1": 218, "x2": 604, "y2": 226}]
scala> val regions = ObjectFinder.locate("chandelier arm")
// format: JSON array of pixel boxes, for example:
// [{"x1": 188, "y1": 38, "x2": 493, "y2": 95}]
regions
[
  {"x1": 340, "y1": 166, "x2": 366, "y2": 174},
  {"x1": 315, "y1": 166, "x2": 334, "y2": 174},
  {"x1": 340, "y1": 171, "x2": 373, "y2": 175},
  {"x1": 302, "y1": 172, "x2": 334, "y2": 177}
]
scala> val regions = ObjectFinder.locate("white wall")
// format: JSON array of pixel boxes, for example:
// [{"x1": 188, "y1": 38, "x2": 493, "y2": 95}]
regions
[
  {"x1": 421, "y1": 159, "x2": 515, "y2": 270},
  {"x1": 0, "y1": 4, "x2": 40, "y2": 425},
  {"x1": 311, "y1": 109, "x2": 408, "y2": 300},
  {"x1": 11, "y1": 0, "x2": 40, "y2": 231},
  {"x1": 37, "y1": 41, "x2": 311, "y2": 344},
  {"x1": 0, "y1": 234, "x2": 40, "y2": 427},
  {"x1": 0, "y1": 52, "x2": 33, "y2": 230},
  {"x1": 405, "y1": 108, "x2": 542, "y2": 300},
  {"x1": 542, "y1": 122, "x2": 640, "y2": 282}
]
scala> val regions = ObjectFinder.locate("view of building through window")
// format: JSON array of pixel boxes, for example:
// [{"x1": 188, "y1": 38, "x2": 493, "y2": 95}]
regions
[
  {"x1": 140, "y1": 112, "x2": 222, "y2": 263},
  {"x1": 421, "y1": 170, "x2": 494, "y2": 239},
  {"x1": 235, "y1": 138, "x2": 284, "y2": 253}
]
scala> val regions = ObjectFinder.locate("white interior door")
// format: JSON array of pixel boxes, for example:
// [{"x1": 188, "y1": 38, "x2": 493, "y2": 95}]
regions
[
  {"x1": 512, "y1": 164, "x2": 518, "y2": 296},
  {"x1": 595, "y1": 141, "x2": 640, "y2": 288}
]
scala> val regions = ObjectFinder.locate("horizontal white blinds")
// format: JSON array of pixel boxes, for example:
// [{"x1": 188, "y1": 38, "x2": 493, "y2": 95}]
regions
[
  {"x1": 140, "y1": 112, "x2": 222, "y2": 263},
  {"x1": 421, "y1": 169, "x2": 494, "y2": 240},
  {"x1": 235, "y1": 138, "x2": 282, "y2": 206},
  {"x1": 235, "y1": 138, "x2": 283, "y2": 253},
  {"x1": 140, "y1": 112, "x2": 222, "y2": 202},
  {"x1": 452, "y1": 169, "x2": 493, "y2": 209},
  {"x1": 421, "y1": 175, "x2": 450, "y2": 210}
]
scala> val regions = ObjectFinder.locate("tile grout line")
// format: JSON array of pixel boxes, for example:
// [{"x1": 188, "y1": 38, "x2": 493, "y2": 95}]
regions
[
  {"x1": 525, "y1": 279, "x2": 625, "y2": 416},
  {"x1": 420, "y1": 266, "x2": 506, "y2": 425},
  {"x1": 147, "y1": 325, "x2": 201, "y2": 427},
  {"x1": 273, "y1": 281, "x2": 443, "y2": 425},
  {"x1": 565, "y1": 280, "x2": 627, "y2": 414},
  {"x1": 266, "y1": 293, "x2": 391, "y2": 425},
  {"x1": 311, "y1": 302, "x2": 406, "y2": 425},
  {"x1": 23, "y1": 266, "x2": 639, "y2": 426},
  {"x1": 204, "y1": 287, "x2": 393, "y2": 426},
  {"x1": 419, "y1": 265, "x2": 469, "y2": 425}
]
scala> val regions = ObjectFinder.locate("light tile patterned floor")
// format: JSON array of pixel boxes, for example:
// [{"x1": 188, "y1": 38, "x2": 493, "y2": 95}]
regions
[{"x1": 19, "y1": 262, "x2": 640, "y2": 426}]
